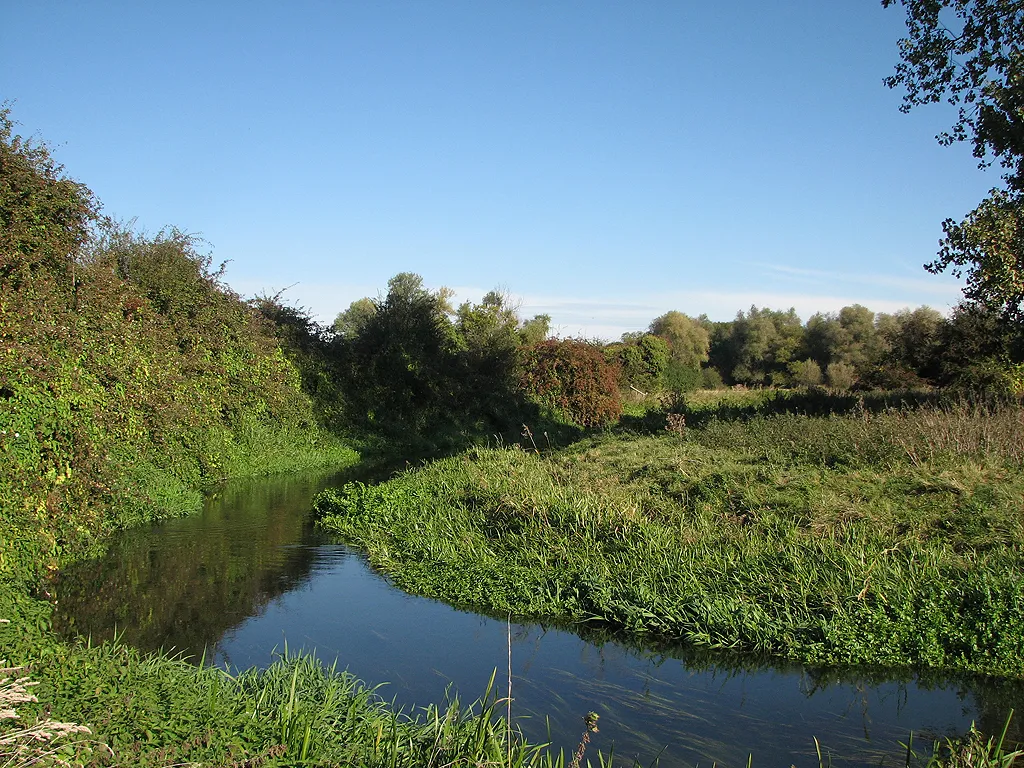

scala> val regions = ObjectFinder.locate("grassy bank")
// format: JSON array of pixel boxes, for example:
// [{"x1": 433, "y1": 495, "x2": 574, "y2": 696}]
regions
[
  {"x1": 315, "y1": 401, "x2": 1024, "y2": 678},
  {"x1": 2, "y1": 616, "x2": 560, "y2": 768}
]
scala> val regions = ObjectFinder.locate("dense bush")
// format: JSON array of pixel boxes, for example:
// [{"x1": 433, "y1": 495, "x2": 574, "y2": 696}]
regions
[
  {"x1": 517, "y1": 339, "x2": 622, "y2": 427},
  {"x1": 663, "y1": 359, "x2": 702, "y2": 393},
  {"x1": 0, "y1": 113, "x2": 354, "y2": 585},
  {"x1": 607, "y1": 333, "x2": 668, "y2": 393},
  {"x1": 788, "y1": 358, "x2": 823, "y2": 387},
  {"x1": 700, "y1": 366, "x2": 725, "y2": 389}
]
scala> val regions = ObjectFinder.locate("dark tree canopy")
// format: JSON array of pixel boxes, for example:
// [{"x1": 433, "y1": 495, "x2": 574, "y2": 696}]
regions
[
  {"x1": 883, "y1": 0, "x2": 1024, "y2": 186},
  {"x1": 884, "y1": 0, "x2": 1024, "y2": 318}
]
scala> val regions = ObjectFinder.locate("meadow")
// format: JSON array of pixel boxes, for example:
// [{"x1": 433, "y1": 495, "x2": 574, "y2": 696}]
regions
[{"x1": 315, "y1": 395, "x2": 1024, "y2": 677}]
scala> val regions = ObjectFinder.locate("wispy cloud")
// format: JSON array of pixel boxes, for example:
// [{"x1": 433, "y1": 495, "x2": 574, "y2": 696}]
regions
[{"x1": 751, "y1": 262, "x2": 963, "y2": 297}]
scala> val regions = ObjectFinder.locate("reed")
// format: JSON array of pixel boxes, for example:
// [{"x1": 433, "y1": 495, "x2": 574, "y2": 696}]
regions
[{"x1": 904, "y1": 711, "x2": 1023, "y2": 768}]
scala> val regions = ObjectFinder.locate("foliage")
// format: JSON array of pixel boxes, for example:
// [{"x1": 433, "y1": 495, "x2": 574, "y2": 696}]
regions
[
  {"x1": 883, "y1": 0, "x2": 1024, "y2": 189},
  {"x1": 316, "y1": 400, "x2": 1024, "y2": 677},
  {"x1": 518, "y1": 313, "x2": 551, "y2": 345},
  {"x1": 712, "y1": 306, "x2": 803, "y2": 386},
  {"x1": 884, "y1": 0, "x2": 1024, "y2": 319},
  {"x1": 663, "y1": 359, "x2": 702, "y2": 393},
  {"x1": 934, "y1": 303, "x2": 1024, "y2": 395},
  {"x1": 454, "y1": 290, "x2": 520, "y2": 361},
  {"x1": 870, "y1": 306, "x2": 945, "y2": 386},
  {"x1": 344, "y1": 272, "x2": 460, "y2": 440},
  {"x1": 608, "y1": 333, "x2": 668, "y2": 393},
  {"x1": 803, "y1": 305, "x2": 883, "y2": 379},
  {"x1": 933, "y1": 190, "x2": 1024, "y2": 319},
  {"x1": 0, "y1": 107, "x2": 98, "y2": 287},
  {"x1": 649, "y1": 311, "x2": 710, "y2": 368},
  {"x1": 954, "y1": 358, "x2": 1024, "y2": 396},
  {"x1": 517, "y1": 339, "x2": 622, "y2": 427},
  {"x1": 789, "y1": 358, "x2": 823, "y2": 387},
  {"x1": 335, "y1": 275, "x2": 561, "y2": 453},
  {"x1": 701, "y1": 366, "x2": 726, "y2": 389},
  {"x1": 826, "y1": 361, "x2": 858, "y2": 390},
  {"x1": 0, "y1": 113, "x2": 357, "y2": 588},
  {"x1": 252, "y1": 293, "x2": 355, "y2": 434},
  {"x1": 333, "y1": 296, "x2": 377, "y2": 338}
]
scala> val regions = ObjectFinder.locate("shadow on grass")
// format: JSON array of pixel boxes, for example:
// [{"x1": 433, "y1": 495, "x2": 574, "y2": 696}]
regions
[{"x1": 618, "y1": 387, "x2": 951, "y2": 434}]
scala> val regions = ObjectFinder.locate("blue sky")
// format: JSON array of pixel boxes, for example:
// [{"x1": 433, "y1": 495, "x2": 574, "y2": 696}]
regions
[{"x1": 2, "y1": 2, "x2": 998, "y2": 339}]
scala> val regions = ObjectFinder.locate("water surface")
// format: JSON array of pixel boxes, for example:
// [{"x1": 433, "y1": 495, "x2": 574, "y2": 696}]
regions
[{"x1": 53, "y1": 468, "x2": 1023, "y2": 768}]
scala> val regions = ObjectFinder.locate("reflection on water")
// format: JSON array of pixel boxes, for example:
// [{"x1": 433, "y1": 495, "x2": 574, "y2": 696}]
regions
[{"x1": 53, "y1": 469, "x2": 1024, "y2": 768}]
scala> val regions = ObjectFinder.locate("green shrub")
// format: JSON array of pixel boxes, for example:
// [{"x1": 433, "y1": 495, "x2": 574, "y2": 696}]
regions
[
  {"x1": 789, "y1": 358, "x2": 823, "y2": 387},
  {"x1": 826, "y1": 361, "x2": 858, "y2": 390},
  {"x1": 663, "y1": 359, "x2": 702, "y2": 393},
  {"x1": 611, "y1": 333, "x2": 669, "y2": 392},
  {"x1": 700, "y1": 366, "x2": 726, "y2": 389}
]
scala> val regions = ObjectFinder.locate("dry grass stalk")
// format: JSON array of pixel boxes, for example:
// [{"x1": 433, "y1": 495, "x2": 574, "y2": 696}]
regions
[{"x1": 1, "y1": 621, "x2": 98, "y2": 766}]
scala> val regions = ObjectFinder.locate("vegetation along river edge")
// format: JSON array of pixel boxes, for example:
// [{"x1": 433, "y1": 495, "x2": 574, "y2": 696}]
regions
[
  {"x1": 6, "y1": 0, "x2": 1024, "y2": 757},
  {"x1": 314, "y1": 399, "x2": 1024, "y2": 678}
]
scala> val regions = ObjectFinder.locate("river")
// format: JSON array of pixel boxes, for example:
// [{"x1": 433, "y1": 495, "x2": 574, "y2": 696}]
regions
[{"x1": 51, "y1": 466, "x2": 1023, "y2": 768}]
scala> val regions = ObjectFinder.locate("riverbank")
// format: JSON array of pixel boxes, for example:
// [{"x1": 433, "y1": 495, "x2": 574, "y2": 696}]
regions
[
  {"x1": 2, "y1": 454, "x2": 557, "y2": 768},
  {"x1": 315, "y1": 401, "x2": 1024, "y2": 678},
  {"x1": 2, "y1": 615, "x2": 549, "y2": 767}
]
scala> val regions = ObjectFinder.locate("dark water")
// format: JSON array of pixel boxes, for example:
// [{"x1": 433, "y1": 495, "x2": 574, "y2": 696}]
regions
[{"x1": 52, "y1": 468, "x2": 1023, "y2": 768}]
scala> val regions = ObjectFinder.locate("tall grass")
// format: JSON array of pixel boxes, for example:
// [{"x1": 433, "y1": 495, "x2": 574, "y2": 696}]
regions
[
  {"x1": 905, "y1": 712, "x2": 1023, "y2": 768},
  {"x1": 5, "y1": 620, "x2": 614, "y2": 768},
  {"x1": 315, "y1": 402, "x2": 1024, "y2": 677}
]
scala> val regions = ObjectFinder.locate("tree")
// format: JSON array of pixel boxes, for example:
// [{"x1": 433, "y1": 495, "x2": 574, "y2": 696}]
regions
[
  {"x1": 932, "y1": 190, "x2": 1024, "y2": 317},
  {"x1": 804, "y1": 313, "x2": 843, "y2": 368},
  {"x1": 826, "y1": 362, "x2": 858, "y2": 391},
  {"x1": 333, "y1": 297, "x2": 377, "y2": 339},
  {"x1": 613, "y1": 333, "x2": 669, "y2": 392},
  {"x1": 880, "y1": 306, "x2": 945, "y2": 378},
  {"x1": 728, "y1": 306, "x2": 803, "y2": 385},
  {"x1": 884, "y1": 0, "x2": 1024, "y2": 188},
  {"x1": 884, "y1": 1, "x2": 1024, "y2": 318},
  {"x1": 935, "y1": 301, "x2": 1024, "y2": 385},
  {"x1": 519, "y1": 314, "x2": 551, "y2": 345},
  {"x1": 345, "y1": 273, "x2": 459, "y2": 436},
  {"x1": 649, "y1": 311, "x2": 710, "y2": 368},
  {"x1": 454, "y1": 290, "x2": 519, "y2": 356},
  {"x1": 704, "y1": 318, "x2": 740, "y2": 382},
  {"x1": 789, "y1": 358, "x2": 823, "y2": 387},
  {"x1": 804, "y1": 305, "x2": 882, "y2": 377},
  {"x1": 836, "y1": 304, "x2": 880, "y2": 372}
]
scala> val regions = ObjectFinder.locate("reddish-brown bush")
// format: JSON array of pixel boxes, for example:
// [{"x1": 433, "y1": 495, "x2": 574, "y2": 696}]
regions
[{"x1": 517, "y1": 339, "x2": 622, "y2": 427}]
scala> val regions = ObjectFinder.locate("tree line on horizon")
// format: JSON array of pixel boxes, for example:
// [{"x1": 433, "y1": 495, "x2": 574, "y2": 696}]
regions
[{"x1": 253, "y1": 269, "x2": 1024, "y2": 449}]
